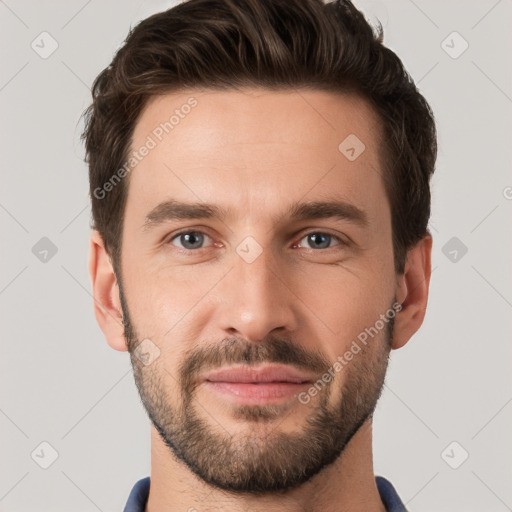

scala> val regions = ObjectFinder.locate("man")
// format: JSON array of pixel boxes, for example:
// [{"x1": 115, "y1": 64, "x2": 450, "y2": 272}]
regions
[{"x1": 83, "y1": 0, "x2": 436, "y2": 510}]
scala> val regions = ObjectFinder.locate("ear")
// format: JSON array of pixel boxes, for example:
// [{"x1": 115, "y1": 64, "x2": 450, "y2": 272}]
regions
[
  {"x1": 88, "y1": 230, "x2": 128, "y2": 352},
  {"x1": 392, "y1": 234, "x2": 433, "y2": 350}
]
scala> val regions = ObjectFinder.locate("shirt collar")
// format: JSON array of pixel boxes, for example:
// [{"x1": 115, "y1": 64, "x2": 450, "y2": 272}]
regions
[{"x1": 124, "y1": 475, "x2": 408, "y2": 512}]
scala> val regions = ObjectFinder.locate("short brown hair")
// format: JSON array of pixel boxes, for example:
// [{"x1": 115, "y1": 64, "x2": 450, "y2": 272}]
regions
[{"x1": 81, "y1": 0, "x2": 436, "y2": 276}]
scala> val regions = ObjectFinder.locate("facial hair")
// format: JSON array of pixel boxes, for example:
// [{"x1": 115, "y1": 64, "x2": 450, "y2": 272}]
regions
[{"x1": 118, "y1": 278, "x2": 394, "y2": 495}]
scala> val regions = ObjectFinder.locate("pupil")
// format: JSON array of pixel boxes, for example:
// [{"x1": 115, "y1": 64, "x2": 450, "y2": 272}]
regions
[
  {"x1": 183, "y1": 232, "x2": 202, "y2": 248},
  {"x1": 310, "y1": 233, "x2": 329, "y2": 249}
]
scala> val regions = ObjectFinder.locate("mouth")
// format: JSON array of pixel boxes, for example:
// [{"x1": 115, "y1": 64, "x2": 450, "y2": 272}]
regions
[{"x1": 201, "y1": 364, "x2": 314, "y2": 405}]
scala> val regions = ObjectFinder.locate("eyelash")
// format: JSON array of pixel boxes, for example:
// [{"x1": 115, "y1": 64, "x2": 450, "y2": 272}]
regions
[{"x1": 166, "y1": 229, "x2": 347, "y2": 252}]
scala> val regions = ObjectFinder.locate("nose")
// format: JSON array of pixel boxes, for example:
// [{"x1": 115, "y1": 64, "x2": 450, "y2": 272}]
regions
[{"x1": 216, "y1": 242, "x2": 298, "y2": 343}]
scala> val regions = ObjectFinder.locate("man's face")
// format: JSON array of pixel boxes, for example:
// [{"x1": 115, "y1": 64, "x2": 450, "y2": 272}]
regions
[{"x1": 118, "y1": 88, "x2": 399, "y2": 493}]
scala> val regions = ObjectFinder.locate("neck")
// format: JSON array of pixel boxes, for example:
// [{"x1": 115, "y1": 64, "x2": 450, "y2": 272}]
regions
[{"x1": 145, "y1": 418, "x2": 387, "y2": 512}]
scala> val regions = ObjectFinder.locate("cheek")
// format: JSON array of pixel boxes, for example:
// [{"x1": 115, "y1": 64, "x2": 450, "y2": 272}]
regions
[
  {"x1": 292, "y1": 263, "x2": 395, "y2": 347},
  {"x1": 121, "y1": 251, "x2": 227, "y2": 341}
]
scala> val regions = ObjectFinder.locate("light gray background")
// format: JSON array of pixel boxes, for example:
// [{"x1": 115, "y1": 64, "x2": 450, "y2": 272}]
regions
[{"x1": 1, "y1": 1, "x2": 511, "y2": 511}]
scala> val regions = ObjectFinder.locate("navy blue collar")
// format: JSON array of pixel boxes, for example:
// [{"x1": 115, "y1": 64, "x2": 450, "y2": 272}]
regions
[{"x1": 124, "y1": 475, "x2": 407, "y2": 511}]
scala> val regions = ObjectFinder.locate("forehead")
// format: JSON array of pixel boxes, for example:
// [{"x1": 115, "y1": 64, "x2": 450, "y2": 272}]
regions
[{"x1": 126, "y1": 88, "x2": 387, "y2": 224}]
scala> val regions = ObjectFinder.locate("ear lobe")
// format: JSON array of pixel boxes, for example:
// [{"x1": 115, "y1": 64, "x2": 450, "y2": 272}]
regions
[
  {"x1": 392, "y1": 234, "x2": 433, "y2": 350},
  {"x1": 88, "y1": 230, "x2": 128, "y2": 352}
]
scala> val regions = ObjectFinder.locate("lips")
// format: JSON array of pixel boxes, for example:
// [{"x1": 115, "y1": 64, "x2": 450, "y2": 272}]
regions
[
  {"x1": 203, "y1": 364, "x2": 314, "y2": 384},
  {"x1": 201, "y1": 365, "x2": 316, "y2": 405}
]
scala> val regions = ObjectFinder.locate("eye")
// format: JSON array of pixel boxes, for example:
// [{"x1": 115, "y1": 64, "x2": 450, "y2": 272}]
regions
[
  {"x1": 295, "y1": 232, "x2": 343, "y2": 250},
  {"x1": 166, "y1": 230, "x2": 345, "y2": 252},
  {"x1": 168, "y1": 231, "x2": 212, "y2": 250}
]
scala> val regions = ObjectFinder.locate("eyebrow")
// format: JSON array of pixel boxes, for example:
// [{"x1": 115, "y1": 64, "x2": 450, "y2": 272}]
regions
[{"x1": 142, "y1": 198, "x2": 369, "y2": 231}]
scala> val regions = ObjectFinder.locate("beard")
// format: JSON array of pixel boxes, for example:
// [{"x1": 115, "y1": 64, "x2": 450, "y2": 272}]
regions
[{"x1": 118, "y1": 278, "x2": 394, "y2": 495}]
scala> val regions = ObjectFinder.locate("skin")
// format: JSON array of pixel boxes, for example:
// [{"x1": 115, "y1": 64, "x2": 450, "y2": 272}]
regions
[{"x1": 89, "y1": 88, "x2": 432, "y2": 512}]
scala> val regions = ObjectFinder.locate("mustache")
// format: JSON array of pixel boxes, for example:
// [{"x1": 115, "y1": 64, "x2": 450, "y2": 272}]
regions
[{"x1": 180, "y1": 336, "x2": 331, "y2": 394}]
